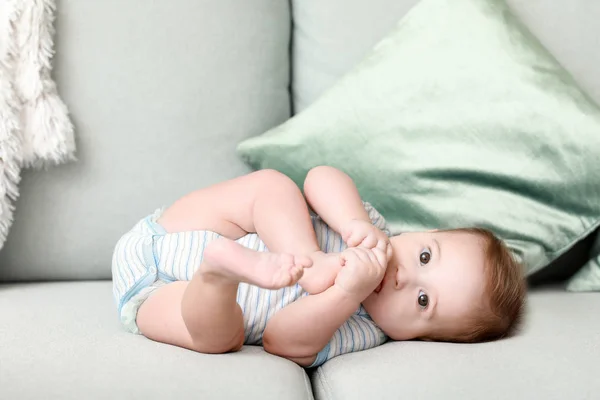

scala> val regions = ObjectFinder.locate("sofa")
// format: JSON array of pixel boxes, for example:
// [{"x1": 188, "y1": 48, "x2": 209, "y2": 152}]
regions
[{"x1": 1, "y1": 1, "x2": 599, "y2": 399}]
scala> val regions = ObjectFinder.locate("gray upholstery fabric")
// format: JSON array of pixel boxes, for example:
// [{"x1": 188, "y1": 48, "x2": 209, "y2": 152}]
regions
[
  {"x1": 0, "y1": 281, "x2": 313, "y2": 400},
  {"x1": 291, "y1": 0, "x2": 600, "y2": 113},
  {"x1": 291, "y1": 0, "x2": 419, "y2": 113},
  {"x1": 508, "y1": 0, "x2": 600, "y2": 104},
  {"x1": 0, "y1": 0, "x2": 291, "y2": 281},
  {"x1": 312, "y1": 287, "x2": 600, "y2": 400}
]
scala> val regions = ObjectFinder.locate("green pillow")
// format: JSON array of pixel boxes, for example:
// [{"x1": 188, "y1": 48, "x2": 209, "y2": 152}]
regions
[
  {"x1": 237, "y1": 0, "x2": 600, "y2": 282},
  {"x1": 567, "y1": 236, "x2": 600, "y2": 292}
]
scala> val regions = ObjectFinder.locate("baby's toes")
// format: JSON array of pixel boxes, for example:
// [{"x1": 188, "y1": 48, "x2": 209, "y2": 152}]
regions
[
  {"x1": 289, "y1": 265, "x2": 305, "y2": 283},
  {"x1": 294, "y1": 255, "x2": 313, "y2": 269},
  {"x1": 271, "y1": 267, "x2": 295, "y2": 288}
]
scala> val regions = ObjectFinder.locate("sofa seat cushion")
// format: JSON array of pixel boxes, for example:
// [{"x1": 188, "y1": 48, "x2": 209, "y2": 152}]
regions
[
  {"x1": 311, "y1": 287, "x2": 599, "y2": 400},
  {"x1": 0, "y1": 281, "x2": 313, "y2": 400}
]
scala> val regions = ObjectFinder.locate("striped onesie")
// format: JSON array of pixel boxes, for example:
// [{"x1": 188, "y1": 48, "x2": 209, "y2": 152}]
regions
[{"x1": 111, "y1": 203, "x2": 390, "y2": 367}]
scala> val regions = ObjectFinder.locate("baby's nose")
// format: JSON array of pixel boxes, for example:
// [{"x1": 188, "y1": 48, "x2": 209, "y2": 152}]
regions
[{"x1": 395, "y1": 265, "x2": 410, "y2": 290}]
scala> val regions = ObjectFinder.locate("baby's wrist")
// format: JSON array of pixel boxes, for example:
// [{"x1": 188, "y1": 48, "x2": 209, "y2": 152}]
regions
[
  {"x1": 331, "y1": 283, "x2": 367, "y2": 306},
  {"x1": 346, "y1": 217, "x2": 371, "y2": 226}
]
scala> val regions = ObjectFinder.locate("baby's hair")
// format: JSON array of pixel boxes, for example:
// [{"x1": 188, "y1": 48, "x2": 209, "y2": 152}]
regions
[{"x1": 426, "y1": 227, "x2": 526, "y2": 343}]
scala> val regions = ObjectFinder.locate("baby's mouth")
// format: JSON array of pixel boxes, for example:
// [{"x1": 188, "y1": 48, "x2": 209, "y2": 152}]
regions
[{"x1": 375, "y1": 265, "x2": 397, "y2": 294}]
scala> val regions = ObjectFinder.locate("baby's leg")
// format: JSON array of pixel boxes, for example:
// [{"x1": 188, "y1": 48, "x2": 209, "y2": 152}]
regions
[
  {"x1": 137, "y1": 239, "x2": 310, "y2": 353},
  {"x1": 158, "y1": 169, "x2": 342, "y2": 294}
]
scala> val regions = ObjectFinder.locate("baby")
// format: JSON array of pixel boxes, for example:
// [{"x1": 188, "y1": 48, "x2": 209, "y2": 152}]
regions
[{"x1": 112, "y1": 166, "x2": 526, "y2": 367}]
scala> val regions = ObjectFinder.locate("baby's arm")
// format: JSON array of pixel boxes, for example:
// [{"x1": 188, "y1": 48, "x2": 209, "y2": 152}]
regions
[
  {"x1": 304, "y1": 166, "x2": 391, "y2": 257},
  {"x1": 262, "y1": 284, "x2": 360, "y2": 366},
  {"x1": 263, "y1": 247, "x2": 387, "y2": 367},
  {"x1": 303, "y1": 166, "x2": 371, "y2": 232}
]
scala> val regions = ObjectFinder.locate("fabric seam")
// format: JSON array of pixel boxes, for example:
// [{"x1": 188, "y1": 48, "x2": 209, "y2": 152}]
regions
[
  {"x1": 315, "y1": 367, "x2": 334, "y2": 400},
  {"x1": 302, "y1": 369, "x2": 315, "y2": 400}
]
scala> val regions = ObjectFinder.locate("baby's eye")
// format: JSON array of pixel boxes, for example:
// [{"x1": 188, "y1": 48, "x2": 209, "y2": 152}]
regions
[
  {"x1": 419, "y1": 249, "x2": 431, "y2": 265},
  {"x1": 418, "y1": 290, "x2": 429, "y2": 309}
]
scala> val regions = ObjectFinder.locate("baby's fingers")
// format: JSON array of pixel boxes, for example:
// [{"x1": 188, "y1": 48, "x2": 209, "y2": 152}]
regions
[
  {"x1": 340, "y1": 247, "x2": 361, "y2": 264},
  {"x1": 359, "y1": 233, "x2": 378, "y2": 249},
  {"x1": 375, "y1": 237, "x2": 389, "y2": 253},
  {"x1": 370, "y1": 247, "x2": 389, "y2": 269},
  {"x1": 381, "y1": 241, "x2": 392, "y2": 261},
  {"x1": 386, "y1": 243, "x2": 393, "y2": 260},
  {"x1": 345, "y1": 232, "x2": 363, "y2": 247}
]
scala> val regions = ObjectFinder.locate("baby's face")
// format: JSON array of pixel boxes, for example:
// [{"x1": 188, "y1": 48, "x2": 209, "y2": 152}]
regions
[{"x1": 362, "y1": 230, "x2": 486, "y2": 340}]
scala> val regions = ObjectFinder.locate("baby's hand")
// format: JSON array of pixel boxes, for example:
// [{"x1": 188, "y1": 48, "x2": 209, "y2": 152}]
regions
[
  {"x1": 334, "y1": 247, "x2": 387, "y2": 303},
  {"x1": 341, "y1": 219, "x2": 392, "y2": 260}
]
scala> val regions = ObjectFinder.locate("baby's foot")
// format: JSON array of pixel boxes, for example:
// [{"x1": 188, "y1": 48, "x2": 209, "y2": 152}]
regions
[
  {"x1": 202, "y1": 238, "x2": 312, "y2": 289},
  {"x1": 298, "y1": 251, "x2": 344, "y2": 294}
]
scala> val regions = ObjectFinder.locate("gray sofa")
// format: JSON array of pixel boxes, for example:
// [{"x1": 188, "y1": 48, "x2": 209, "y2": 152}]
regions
[{"x1": 1, "y1": 1, "x2": 599, "y2": 399}]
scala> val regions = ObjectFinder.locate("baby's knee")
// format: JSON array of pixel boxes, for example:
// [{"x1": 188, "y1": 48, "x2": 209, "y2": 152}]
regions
[
  {"x1": 255, "y1": 168, "x2": 290, "y2": 183},
  {"x1": 189, "y1": 327, "x2": 245, "y2": 354},
  {"x1": 254, "y1": 169, "x2": 298, "y2": 193}
]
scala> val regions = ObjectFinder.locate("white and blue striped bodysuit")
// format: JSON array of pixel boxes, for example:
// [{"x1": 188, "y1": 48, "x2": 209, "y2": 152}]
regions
[{"x1": 111, "y1": 203, "x2": 390, "y2": 367}]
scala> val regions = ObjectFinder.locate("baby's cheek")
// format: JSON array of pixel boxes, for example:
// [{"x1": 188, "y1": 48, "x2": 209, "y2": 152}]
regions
[{"x1": 391, "y1": 294, "x2": 412, "y2": 320}]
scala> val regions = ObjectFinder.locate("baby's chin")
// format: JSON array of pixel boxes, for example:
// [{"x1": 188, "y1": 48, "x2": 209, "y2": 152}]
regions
[{"x1": 361, "y1": 274, "x2": 392, "y2": 311}]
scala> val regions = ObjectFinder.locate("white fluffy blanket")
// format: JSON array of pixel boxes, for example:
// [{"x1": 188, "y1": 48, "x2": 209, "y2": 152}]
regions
[{"x1": 0, "y1": 0, "x2": 74, "y2": 249}]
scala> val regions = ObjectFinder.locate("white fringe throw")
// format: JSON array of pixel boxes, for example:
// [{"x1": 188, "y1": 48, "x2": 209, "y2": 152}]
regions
[{"x1": 0, "y1": 0, "x2": 75, "y2": 249}]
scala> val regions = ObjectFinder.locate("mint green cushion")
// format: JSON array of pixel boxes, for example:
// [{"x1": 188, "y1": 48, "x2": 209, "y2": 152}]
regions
[{"x1": 237, "y1": 0, "x2": 600, "y2": 281}]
